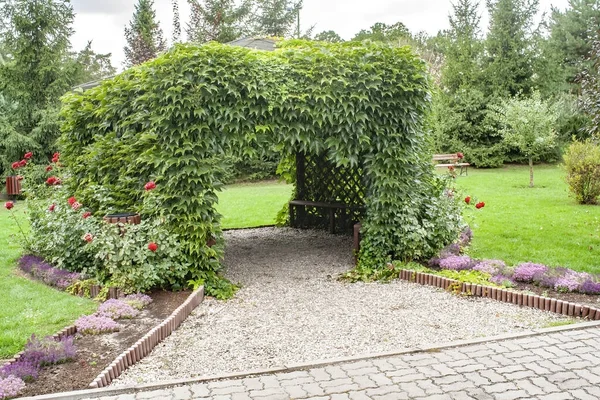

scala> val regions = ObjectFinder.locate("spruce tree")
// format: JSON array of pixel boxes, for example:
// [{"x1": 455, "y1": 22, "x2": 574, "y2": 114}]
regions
[
  {"x1": 253, "y1": 0, "x2": 301, "y2": 37},
  {"x1": 124, "y1": 0, "x2": 166, "y2": 67},
  {"x1": 0, "y1": 0, "x2": 75, "y2": 173},
  {"x1": 483, "y1": 0, "x2": 538, "y2": 97},
  {"x1": 186, "y1": 0, "x2": 251, "y2": 43}
]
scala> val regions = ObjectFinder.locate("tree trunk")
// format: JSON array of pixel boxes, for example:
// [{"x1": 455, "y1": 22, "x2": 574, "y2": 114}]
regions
[{"x1": 529, "y1": 157, "x2": 534, "y2": 188}]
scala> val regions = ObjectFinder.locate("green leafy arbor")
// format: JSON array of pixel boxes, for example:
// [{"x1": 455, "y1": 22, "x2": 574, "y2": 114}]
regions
[{"x1": 60, "y1": 40, "x2": 462, "y2": 288}]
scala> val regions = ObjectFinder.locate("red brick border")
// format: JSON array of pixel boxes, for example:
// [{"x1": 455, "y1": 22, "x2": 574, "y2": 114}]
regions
[
  {"x1": 88, "y1": 287, "x2": 205, "y2": 389},
  {"x1": 399, "y1": 270, "x2": 600, "y2": 320}
]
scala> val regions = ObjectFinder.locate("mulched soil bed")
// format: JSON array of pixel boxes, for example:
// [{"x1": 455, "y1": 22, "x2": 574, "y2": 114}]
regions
[
  {"x1": 509, "y1": 282, "x2": 600, "y2": 309},
  {"x1": 17, "y1": 290, "x2": 190, "y2": 398}
]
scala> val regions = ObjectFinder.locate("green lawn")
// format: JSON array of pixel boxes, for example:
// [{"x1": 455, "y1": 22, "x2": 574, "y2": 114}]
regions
[
  {"x1": 454, "y1": 164, "x2": 600, "y2": 274},
  {"x1": 0, "y1": 203, "x2": 96, "y2": 359},
  {"x1": 2, "y1": 165, "x2": 599, "y2": 357},
  {"x1": 216, "y1": 180, "x2": 292, "y2": 229}
]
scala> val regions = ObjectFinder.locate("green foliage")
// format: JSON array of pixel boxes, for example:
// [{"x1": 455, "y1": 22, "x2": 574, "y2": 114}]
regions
[
  {"x1": 435, "y1": 269, "x2": 497, "y2": 286},
  {"x1": 580, "y1": 36, "x2": 600, "y2": 138},
  {"x1": 563, "y1": 140, "x2": 600, "y2": 205},
  {"x1": 0, "y1": 0, "x2": 75, "y2": 175},
  {"x1": 90, "y1": 219, "x2": 189, "y2": 294},
  {"x1": 124, "y1": 0, "x2": 166, "y2": 67},
  {"x1": 536, "y1": 0, "x2": 600, "y2": 97},
  {"x1": 60, "y1": 40, "x2": 461, "y2": 282},
  {"x1": 66, "y1": 279, "x2": 98, "y2": 299},
  {"x1": 483, "y1": 0, "x2": 538, "y2": 97},
  {"x1": 490, "y1": 92, "x2": 558, "y2": 187},
  {"x1": 314, "y1": 30, "x2": 343, "y2": 43},
  {"x1": 253, "y1": 0, "x2": 301, "y2": 37},
  {"x1": 352, "y1": 22, "x2": 411, "y2": 43},
  {"x1": 71, "y1": 42, "x2": 116, "y2": 85},
  {"x1": 186, "y1": 0, "x2": 252, "y2": 43}
]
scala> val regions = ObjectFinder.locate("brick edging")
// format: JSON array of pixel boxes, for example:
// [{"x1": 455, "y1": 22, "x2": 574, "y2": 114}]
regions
[
  {"x1": 88, "y1": 286, "x2": 205, "y2": 389},
  {"x1": 399, "y1": 269, "x2": 600, "y2": 320}
]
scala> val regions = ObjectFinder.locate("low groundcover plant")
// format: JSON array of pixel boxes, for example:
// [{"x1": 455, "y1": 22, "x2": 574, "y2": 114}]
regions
[
  {"x1": 0, "y1": 375, "x2": 25, "y2": 400},
  {"x1": 121, "y1": 294, "x2": 153, "y2": 310},
  {"x1": 96, "y1": 299, "x2": 139, "y2": 320},
  {"x1": 75, "y1": 315, "x2": 120, "y2": 335}
]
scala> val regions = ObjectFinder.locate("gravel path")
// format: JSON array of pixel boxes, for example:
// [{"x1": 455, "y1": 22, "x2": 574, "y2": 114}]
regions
[{"x1": 114, "y1": 227, "x2": 570, "y2": 386}]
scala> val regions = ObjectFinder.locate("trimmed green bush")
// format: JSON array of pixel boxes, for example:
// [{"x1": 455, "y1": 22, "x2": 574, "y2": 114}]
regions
[
  {"x1": 60, "y1": 40, "x2": 463, "y2": 288},
  {"x1": 564, "y1": 140, "x2": 600, "y2": 205}
]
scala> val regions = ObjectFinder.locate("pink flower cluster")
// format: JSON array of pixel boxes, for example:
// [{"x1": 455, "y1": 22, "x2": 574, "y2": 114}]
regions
[
  {"x1": 75, "y1": 315, "x2": 121, "y2": 335},
  {"x1": 96, "y1": 299, "x2": 139, "y2": 319}
]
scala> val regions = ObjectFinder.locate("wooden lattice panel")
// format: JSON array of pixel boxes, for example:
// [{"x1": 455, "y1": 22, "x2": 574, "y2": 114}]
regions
[{"x1": 292, "y1": 152, "x2": 366, "y2": 234}]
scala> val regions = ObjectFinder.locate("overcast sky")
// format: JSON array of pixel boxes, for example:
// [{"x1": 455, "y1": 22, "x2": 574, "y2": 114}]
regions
[{"x1": 70, "y1": 0, "x2": 571, "y2": 70}]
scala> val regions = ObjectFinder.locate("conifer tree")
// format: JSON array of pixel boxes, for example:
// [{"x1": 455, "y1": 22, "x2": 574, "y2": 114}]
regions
[
  {"x1": 124, "y1": 0, "x2": 166, "y2": 67},
  {"x1": 186, "y1": 0, "x2": 251, "y2": 43},
  {"x1": 253, "y1": 0, "x2": 301, "y2": 37}
]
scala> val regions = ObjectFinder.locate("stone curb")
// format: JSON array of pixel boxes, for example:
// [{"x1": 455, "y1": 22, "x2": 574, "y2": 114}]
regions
[
  {"x1": 88, "y1": 287, "x2": 205, "y2": 389},
  {"x1": 19, "y1": 319, "x2": 600, "y2": 400}
]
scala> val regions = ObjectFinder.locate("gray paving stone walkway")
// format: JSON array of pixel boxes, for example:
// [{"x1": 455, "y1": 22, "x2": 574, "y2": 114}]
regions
[{"x1": 85, "y1": 326, "x2": 600, "y2": 400}]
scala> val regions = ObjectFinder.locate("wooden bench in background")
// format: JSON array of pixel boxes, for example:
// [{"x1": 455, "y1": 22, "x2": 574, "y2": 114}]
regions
[
  {"x1": 289, "y1": 200, "x2": 364, "y2": 234},
  {"x1": 433, "y1": 153, "x2": 470, "y2": 176}
]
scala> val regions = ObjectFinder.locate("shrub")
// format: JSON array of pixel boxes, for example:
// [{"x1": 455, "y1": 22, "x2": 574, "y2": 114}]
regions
[
  {"x1": 563, "y1": 140, "x2": 600, "y2": 204},
  {"x1": 0, "y1": 361, "x2": 38, "y2": 383},
  {"x1": 121, "y1": 294, "x2": 153, "y2": 310},
  {"x1": 513, "y1": 262, "x2": 548, "y2": 283},
  {"x1": 20, "y1": 335, "x2": 76, "y2": 367},
  {"x1": 0, "y1": 375, "x2": 25, "y2": 399},
  {"x1": 96, "y1": 299, "x2": 139, "y2": 319},
  {"x1": 89, "y1": 219, "x2": 189, "y2": 294},
  {"x1": 439, "y1": 255, "x2": 474, "y2": 271},
  {"x1": 75, "y1": 315, "x2": 120, "y2": 335}
]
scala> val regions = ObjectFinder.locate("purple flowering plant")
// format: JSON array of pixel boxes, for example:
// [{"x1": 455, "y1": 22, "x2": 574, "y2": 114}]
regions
[
  {"x1": 513, "y1": 263, "x2": 548, "y2": 283},
  {"x1": 473, "y1": 259, "x2": 506, "y2": 276},
  {"x1": 75, "y1": 315, "x2": 120, "y2": 335},
  {"x1": 439, "y1": 255, "x2": 474, "y2": 271},
  {"x1": 0, "y1": 375, "x2": 25, "y2": 399},
  {"x1": 18, "y1": 255, "x2": 81, "y2": 290},
  {"x1": 0, "y1": 361, "x2": 38, "y2": 383},
  {"x1": 96, "y1": 299, "x2": 139, "y2": 319},
  {"x1": 20, "y1": 335, "x2": 76, "y2": 367}
]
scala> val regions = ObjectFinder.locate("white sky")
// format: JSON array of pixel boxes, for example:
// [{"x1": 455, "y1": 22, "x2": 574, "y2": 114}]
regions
[{"x1": 70, "y1": 0, "x2": 571, "y2": 69}]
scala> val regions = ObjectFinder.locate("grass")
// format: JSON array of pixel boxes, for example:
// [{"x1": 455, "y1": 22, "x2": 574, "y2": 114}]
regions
[
  {"x1": 216, "y1": 180, "x2": 293, "y2": 229},
  {"x1": 454, "y1": 164, "x2": 600, "y2": 274},
  {"x1": 0, "y1": 203, "x2": 96, "y2": 359}
]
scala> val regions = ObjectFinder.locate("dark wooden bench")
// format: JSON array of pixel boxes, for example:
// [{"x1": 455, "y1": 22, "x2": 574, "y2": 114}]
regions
[
  {"x1": 289, "y1": 200, "x2": 364, "y2": 234},
  {"x1": 433, "y1": 153, "x2": 470, "y2": 176}
]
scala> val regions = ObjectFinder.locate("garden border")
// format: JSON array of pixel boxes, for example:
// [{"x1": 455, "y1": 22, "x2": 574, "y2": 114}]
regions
[
  {"x1": 17, "y1": 320, "x2": 600, "y2": 400},
  {"x1": 398, "y1": 270, "x2": 600, "y2": 319},
  {"x1": 88, "y1": 287, "x2": 205, "y2": 389}
]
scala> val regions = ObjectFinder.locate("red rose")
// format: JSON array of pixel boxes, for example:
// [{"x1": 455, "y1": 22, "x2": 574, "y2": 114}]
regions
[
  {"x1": 457, "y1": 152, "x2": 464, "y2": 159},
  {"x1": 83, "y1": 233, "x2": 93, "y2": 243},
  {"x1": 144, "y1": 181, "x2": 156, "y2": 191},
  {"x1": 448, "y1": 166, "x2": 455, "y2": 171},
  {"x1": 51, "y1": 157, "x2": 59, "y2": 163},
  {"x1": 48, "y1": 203, "x2": 56, "y2": 212},
  {"x1": 46, "y1": 176, "x2": 57, "y2": 185},
  {"x1": 465, "y1": 196, "x2": 471, "y2": 205},
  {"x1": 45, "y1": 165, "x2": 53, "y2": 172},
  {"x1": 71, "y1": 201, "x2": 82, "y2": 210},
  {"x1": 82, "y1": 211, "x2": 92, "y2": 219},
  {"x1": 4, "y1": 201, "x2": 14, "y2": 210},
  {"x1": 54, "y1": 178, "x2": 61, "y2": 185},
  {"x1": 53, "y1": 152, "x2": 60, "y2": 159},
  {"x1": 11, "y1": 161, "x2": 20, "y2": 169},
  {"x1": 18, "y1": 160, "x2": 26, "y2": 167},
  {"x1": 17, "y1": 175, "x2": 23, "y2": 181},
  {"x1": 24, "y1": 152, "x2": 33, "y2": 159},
  {"x1": 148, "y1": 242, "x2": 158, "y2": 252},
  {"x1": 67, "y1": 196, "x2": 77, "y2": 206},
  {"x1": 476, "y1": 202, "x2": 485, "y2": 209}
]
